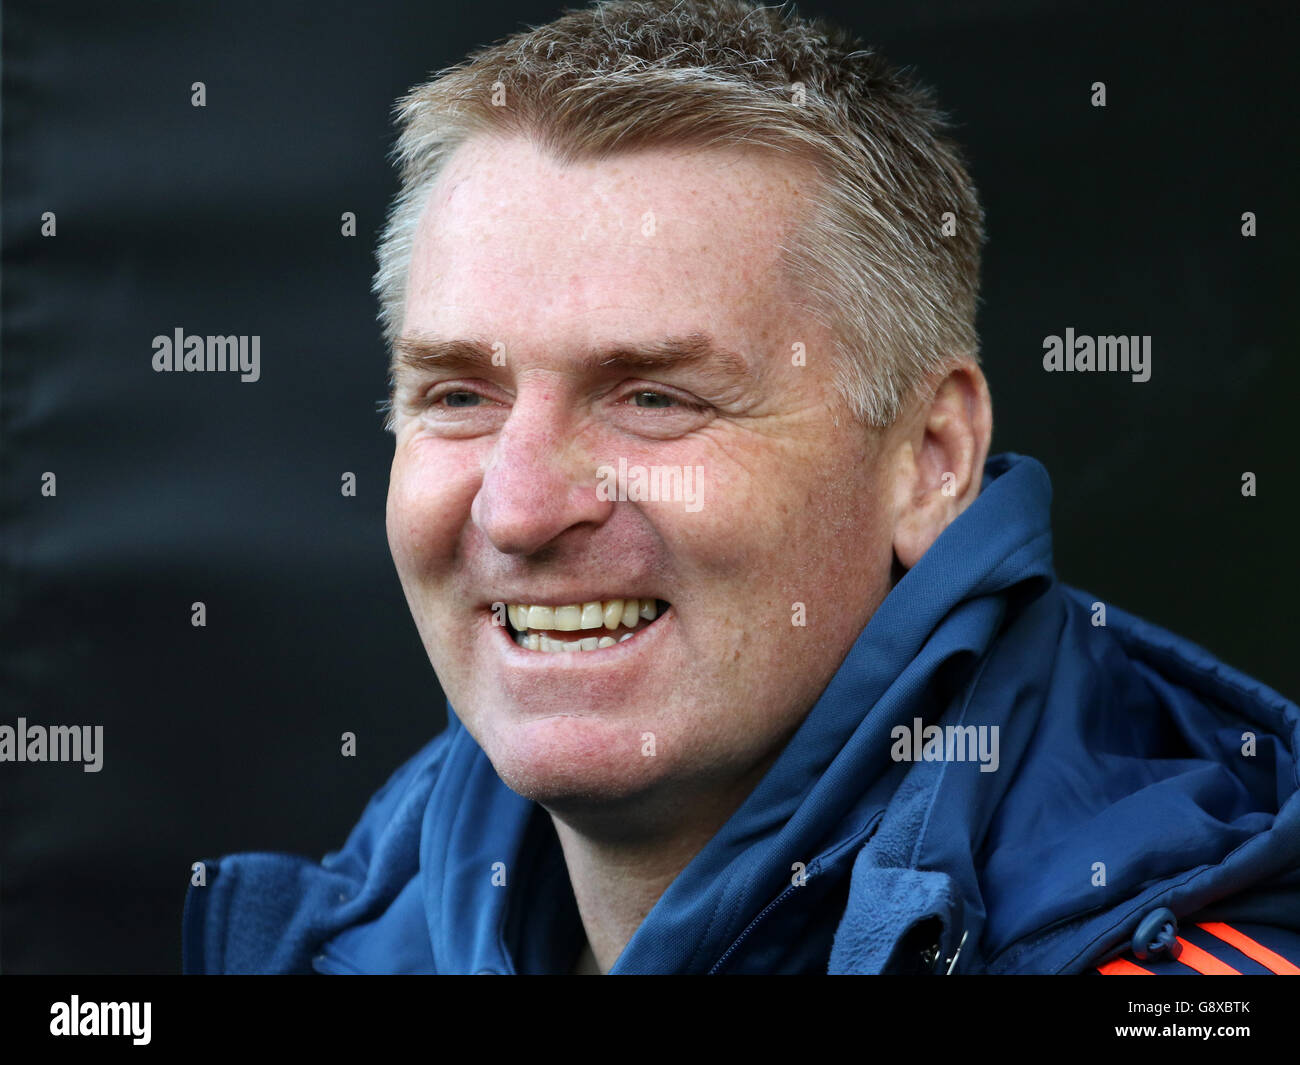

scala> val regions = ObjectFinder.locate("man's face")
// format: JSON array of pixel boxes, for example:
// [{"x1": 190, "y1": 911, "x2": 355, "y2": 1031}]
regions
[{"x1": 387, "y1": 135, "x2": 901, "y2": 825}]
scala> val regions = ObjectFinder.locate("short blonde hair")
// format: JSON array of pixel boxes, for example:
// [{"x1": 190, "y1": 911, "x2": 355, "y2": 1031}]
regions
[{"x1": 374, "y1": 0, "x2": 985, "y2": 427}]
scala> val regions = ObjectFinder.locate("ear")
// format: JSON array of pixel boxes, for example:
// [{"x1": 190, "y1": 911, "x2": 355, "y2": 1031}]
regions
[{"x1": 890, "y1": 362, "x2": 993, "y2": 570}]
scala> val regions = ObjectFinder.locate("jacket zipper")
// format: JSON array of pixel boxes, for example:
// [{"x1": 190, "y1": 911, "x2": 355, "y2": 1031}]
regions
[
  {"x1": 708, "y1": 884, "x2": 802, "y2": 974},
  {"x1": 708, "y1": 809, "x2": 886, "y2": 974}
]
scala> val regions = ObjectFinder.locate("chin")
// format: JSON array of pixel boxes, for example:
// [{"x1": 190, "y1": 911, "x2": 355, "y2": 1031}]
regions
[{"x1": 472, "y1": 709, "x2": 668, "y2": 810}]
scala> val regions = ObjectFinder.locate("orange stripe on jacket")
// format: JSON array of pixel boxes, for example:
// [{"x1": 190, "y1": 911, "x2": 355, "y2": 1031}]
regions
[
  {"x1": 1098, "y1": 958, "x2": 1153, "y2": 975},
  {"x1": 1197, "y1": 923, "x2": 1300, "y2": 976},
  {"x1": 1174, "y1": 937, "x2": 1240, "y2": 975}
]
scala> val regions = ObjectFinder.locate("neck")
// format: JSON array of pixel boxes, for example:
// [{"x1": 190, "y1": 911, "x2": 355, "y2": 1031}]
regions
[
  {"x1": 552, "y1": 813, "x2": 719, "y2": 974},
  {"x1": 547, "y1": 757, "x2": 777, "y2": 974}
]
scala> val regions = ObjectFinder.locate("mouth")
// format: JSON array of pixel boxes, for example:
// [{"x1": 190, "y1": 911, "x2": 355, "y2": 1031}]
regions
[{"x1": 498, "y1": 598, "x2": 671, "y2": 653}]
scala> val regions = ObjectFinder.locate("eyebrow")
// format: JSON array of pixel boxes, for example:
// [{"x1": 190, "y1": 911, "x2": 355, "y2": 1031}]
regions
[{"x1": 392, "y1": 332, "x2": 755, "y2": 388}]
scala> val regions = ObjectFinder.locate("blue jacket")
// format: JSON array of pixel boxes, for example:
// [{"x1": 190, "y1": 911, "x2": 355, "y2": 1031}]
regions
[{"x1": 183, "y1": 452, "x2": 1300, "y2": 974}]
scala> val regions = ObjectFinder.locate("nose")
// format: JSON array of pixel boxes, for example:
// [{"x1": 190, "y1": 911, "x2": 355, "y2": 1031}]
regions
[{"x1": 471, "y1": 391, "x2": 613, "y2": 555}]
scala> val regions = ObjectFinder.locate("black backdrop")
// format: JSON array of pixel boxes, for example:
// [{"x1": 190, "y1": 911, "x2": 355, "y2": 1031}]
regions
[{"x1": 2, "y1": 0, "x2": 1296, "y2": 973}]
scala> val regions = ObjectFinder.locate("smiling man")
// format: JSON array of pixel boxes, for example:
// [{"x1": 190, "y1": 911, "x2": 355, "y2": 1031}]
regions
[
  {"x1": 383, "y1": 132, "x2": 965, "y2": 972},
  {"x1": 183, "y1": 0, "x2": 1300, "y2": 975}
]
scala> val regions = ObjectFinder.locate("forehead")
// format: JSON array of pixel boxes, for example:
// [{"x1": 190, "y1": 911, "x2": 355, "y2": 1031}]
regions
[{"x1": 401, "y1": 134, "x2": 815, "y2": 351}]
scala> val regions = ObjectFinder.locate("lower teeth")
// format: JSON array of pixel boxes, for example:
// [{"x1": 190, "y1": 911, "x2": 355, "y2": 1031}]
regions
[{"x1": 514, "y1": 627, "x2": 645, "y2": 653}]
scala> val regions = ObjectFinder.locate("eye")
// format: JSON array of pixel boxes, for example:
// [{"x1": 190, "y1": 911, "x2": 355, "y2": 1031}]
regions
[
  {"x1": 622, "y1": 386, "x2": 712, "y2": 412},
  {"x1": 608, "y1": 384, "x2": 713, "y2": 439},
  {"x1": 631, "y1": 390, "x2": 677, "y2": 409},
  {"x1": 442, "y1": 390, "x2": 483, "y2": 408}
]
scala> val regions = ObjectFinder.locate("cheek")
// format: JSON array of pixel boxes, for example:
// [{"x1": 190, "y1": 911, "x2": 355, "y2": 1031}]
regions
[
  {"x1": 758, "y1": 455, "x2": 893, "y2": 607},
  {"x1": 385, "y1": 442, "x2": 474, "y2": 576}
]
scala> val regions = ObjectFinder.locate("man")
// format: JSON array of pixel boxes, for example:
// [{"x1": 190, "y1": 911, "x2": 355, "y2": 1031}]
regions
[{"x1": 183, "y1": 0, "x2": 1300, "y2": 974}]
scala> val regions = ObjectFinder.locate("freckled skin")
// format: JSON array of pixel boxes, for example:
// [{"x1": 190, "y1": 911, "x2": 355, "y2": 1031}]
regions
[{"x1": 386, "y1": 134, "x2": 902, "y2": 841}]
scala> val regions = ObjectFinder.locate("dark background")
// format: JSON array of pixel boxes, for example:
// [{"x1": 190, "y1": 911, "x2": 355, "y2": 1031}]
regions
[{"x1": 2, "y1": 0, "x2": 1296, "y2": 973}]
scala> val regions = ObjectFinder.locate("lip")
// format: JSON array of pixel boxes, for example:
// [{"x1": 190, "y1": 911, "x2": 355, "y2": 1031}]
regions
[{"x1": 487, "y1": 601, "x2": 676, "y2": 670}]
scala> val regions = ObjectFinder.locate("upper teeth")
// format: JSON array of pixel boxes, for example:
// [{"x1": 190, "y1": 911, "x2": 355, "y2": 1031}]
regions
[{"x1": 507, "y1": 599, "x2": 658, "y2": 632}]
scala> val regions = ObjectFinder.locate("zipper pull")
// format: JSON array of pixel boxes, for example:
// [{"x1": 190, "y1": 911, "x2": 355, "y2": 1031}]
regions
[{"x1": 944, "y1": 930, "x2": 969, "y2": 974}]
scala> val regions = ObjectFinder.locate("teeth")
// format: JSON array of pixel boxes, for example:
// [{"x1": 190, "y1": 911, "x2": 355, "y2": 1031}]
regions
[
  {"x1": 518, "y1": 631, "x2": 629, "y2": 653},
  {"x1": 508, "y1": 598, "x2": 663, "y2": 635},
  {"x1": 506, "y1": 598, "x2": 666, "y2": 651},
  {"x1": 554, "y1": 605, "x2": 582, "y2": 631}
]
